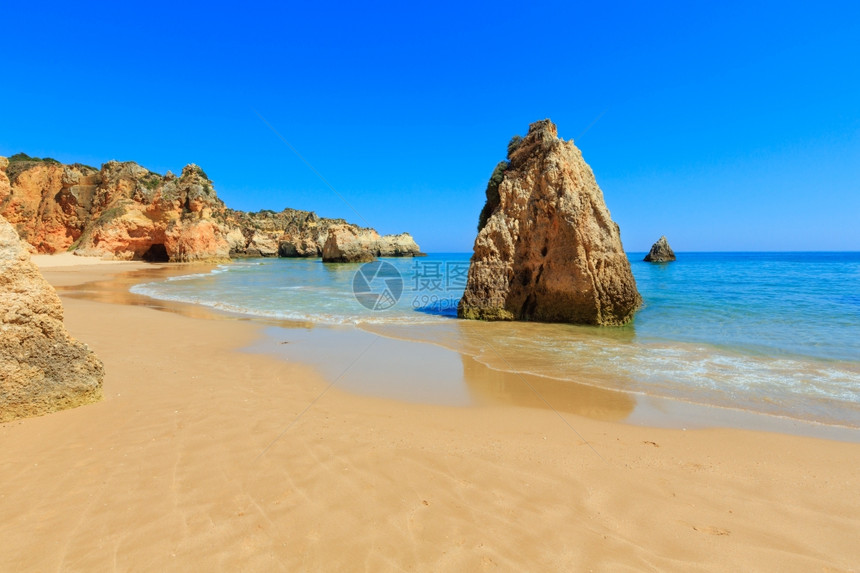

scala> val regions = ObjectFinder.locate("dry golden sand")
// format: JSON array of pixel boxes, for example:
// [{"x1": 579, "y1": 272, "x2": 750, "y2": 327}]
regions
[
  {"x1": 29, "y1": 252, "x2": 134, "y2": 268},
  {"x1": 1, "y1": 261, "x2": 858, "y2": 571}
]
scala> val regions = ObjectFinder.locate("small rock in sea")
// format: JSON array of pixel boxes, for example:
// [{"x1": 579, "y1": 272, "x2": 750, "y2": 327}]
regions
[{"x1": 644, "y1": 236, "x2": 676, "y2": 263}]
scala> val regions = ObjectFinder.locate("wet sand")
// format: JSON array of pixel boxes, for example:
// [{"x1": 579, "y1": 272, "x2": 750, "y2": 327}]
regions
[
  {"x1": 1, "y1": 261, "x2": 859, "y2": 570},
  {"x1": 253, "y1": 324, "x2": 860, "y2": 442}
]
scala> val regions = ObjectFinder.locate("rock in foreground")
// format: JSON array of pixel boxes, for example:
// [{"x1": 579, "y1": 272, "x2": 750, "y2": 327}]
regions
[
  {"x1": 458, "y1": 119, "x2": 641, "y2": 326},
  {"x1": 643, "y1": 236, "x2": 676, "y2": 262},
  {"x1": 0, "y1": 216, "x2": 104, "y2": 422}
]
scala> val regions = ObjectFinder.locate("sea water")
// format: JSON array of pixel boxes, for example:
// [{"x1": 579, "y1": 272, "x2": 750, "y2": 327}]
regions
[{"x1": 130, "y1": 252, "x2": 860, "y2": 427}]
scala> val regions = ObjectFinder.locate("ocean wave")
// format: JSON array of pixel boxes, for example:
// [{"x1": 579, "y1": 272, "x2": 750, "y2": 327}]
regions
[
  {"x1": 128, "y1": 253, "x2": 860, "y2": 427},
  {"x1": 130, "y1": 283, "x2": 451, "y2": 326}
]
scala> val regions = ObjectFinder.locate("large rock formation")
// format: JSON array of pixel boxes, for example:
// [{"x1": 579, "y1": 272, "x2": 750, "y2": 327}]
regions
[
  {"x1": 225, "y1": 208, "x2": 421, "y2": 259},
  {"x1": 0, "y1": 153, "x2": 422, "y2": 262},
  {"x1": 72, "y1": 163, "x2": 232, "y2": 262},
  {"x1": 322, "y1": 224, "x2": 380, "y2": 263},
  {"x1": 321, "y1": 225, "x2": 424, "y2": 263},
  {"x1": 0, "y1": 154, "x2": 100, "y2": 254},
  {"x1": 643, "y1": 235, "x2": 676, "y2": 262},
  {"x1": 0, "y1": 155, "x2": 231, "y2": 261},
  {"x1": 375, "y1": 232, "x2": 423, "y2": 257},
  {"x1": 227, "y1": 208, "x2": 339, "y2": 258},
  {"x1": 458, "y1": 120, "x2": 641, "y2": 326},
  {"x1": 1, "y1": 216, "x2": 104, "y2": 422}
]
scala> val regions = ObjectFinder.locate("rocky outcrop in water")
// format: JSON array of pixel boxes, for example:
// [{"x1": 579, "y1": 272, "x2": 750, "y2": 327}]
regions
[
  {"x1": 322, "y1": 224, "x2": 380, "y2": 263},
  {"x1": 0, "y1": 215, "x2": 104, "y2": 422},
  {"x1": 321, "y1": 225, "x2": 424, "y2": 263},
  {"x1": 458, "y1": 120, "x2": 641, "y2": 326},
  {"x1": 375, "y1": 233, "x2": 423, "y2": 257},
  {"x1": 643, "y1": 236, "x2": 676, "y2": 262},
  {"x1": 0, "y1": 154, "x2": 422, "y2": 262}
]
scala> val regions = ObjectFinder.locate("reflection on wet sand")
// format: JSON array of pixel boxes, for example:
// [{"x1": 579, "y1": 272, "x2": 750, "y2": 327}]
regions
[
  {"x1": 359, "y1": 321, "x2": 637, "y2": 419},
  {"x1": 251, "y1": 325, "x2": 636, "y2": 421},
  {"x1": 459, "y1": 353, "x2": 635, "y2": 421},
  {"x1": 253, "y1": 326, "x2": 475, "y2": 406},
  {"x1": 53, "y1": 265, "x2": 207, "y2": 309}
]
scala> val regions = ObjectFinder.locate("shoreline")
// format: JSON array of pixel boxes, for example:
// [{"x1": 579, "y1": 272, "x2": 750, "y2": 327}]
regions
[
  {"x1": 2, "y1": 259, "x2": 859, "y2": 569},
  {"x1": 354, "y1": 322, "x2": 860, "y2": 440},
  {"x1": 56, "y1": 258, "x2": 860, "y2": 441},
  {"x1": 253, "y1": 322, "x2": 860, "y2": 443}
]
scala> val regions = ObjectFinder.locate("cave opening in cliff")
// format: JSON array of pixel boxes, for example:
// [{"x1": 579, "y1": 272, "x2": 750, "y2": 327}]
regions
[{"x1": 142, "y1": 243, "x2": 169, "y2": 262}]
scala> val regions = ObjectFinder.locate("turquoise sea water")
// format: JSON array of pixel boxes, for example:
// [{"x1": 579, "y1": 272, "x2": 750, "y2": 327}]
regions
[{"x1": 131, "y1": 252, "x2": 860, "y2": 427}]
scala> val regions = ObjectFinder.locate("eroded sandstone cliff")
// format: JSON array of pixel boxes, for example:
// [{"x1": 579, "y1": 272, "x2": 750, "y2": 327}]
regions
[
  {"x1": 0, "y1": 215, "x2": 104, "y2": 422},
  {"x1": 458, "y1": 120, "x2": 641, "y2": 326},
  {"x1": 0, "y1": 154, "x2": 422, "y2": 262},
  {"x1": 322, "y1": 224, "x2": 381, "y2": 263},
  {"x1": 72, "y1": 163, "x2": 232, "y2": 261},
  {"x1": 0, "y1": 155, "x2": 100, "y2": 254}
]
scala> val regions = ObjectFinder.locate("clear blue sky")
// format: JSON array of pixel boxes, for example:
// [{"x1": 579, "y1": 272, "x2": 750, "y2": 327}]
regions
[{"x1": 2, "y1": 1, "x2": 858, "y2": 252}]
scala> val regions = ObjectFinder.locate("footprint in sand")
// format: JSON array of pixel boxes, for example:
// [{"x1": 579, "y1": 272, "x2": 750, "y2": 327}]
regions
[{"x1": 693, "y1": 525, "x2": 730, "y2": 536}]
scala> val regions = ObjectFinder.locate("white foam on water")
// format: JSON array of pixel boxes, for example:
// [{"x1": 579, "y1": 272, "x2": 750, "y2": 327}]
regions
[{"x1": 128, "y1": 254, "x2": 860, "y2": 428}]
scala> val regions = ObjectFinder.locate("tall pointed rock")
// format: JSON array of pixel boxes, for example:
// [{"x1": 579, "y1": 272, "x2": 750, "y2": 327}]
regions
[{"x1": 458, "y1": 119, "x2": 641, "y2": 326}]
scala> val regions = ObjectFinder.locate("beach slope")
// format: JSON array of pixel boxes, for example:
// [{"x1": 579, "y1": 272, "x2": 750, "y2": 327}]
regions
[{"x1": 0, "y1": 261, "x2": 857, "y2": 571}]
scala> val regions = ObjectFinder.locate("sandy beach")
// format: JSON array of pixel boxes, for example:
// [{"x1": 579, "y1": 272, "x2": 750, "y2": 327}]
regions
[{"x1": 1, "y1": 260, "x2": 859, "y2": 571}]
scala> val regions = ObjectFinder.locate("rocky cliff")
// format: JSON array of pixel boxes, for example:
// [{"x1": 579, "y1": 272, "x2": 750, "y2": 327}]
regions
[
  {"x1": 1, "y1": 215, "x2": 104, "y2": 422},
  {"x1": 458, "y1": 120, "x2": 641, "y2": 326},
  {"x1": 0, "y1": 153, "x2": 422, "y2": 262},
  {"x1": 322, "y1": 224, "x2": 380, "y2": 263},
  {"x1": 224, "y1": 208, "x2": 421, "y2": 260},
  {"x1": 320, "y1": 225, "x2": 424, "y2": 263},
  {"x1": 0, "y1": 154, "x2": 101, "y2": 255},
  {"x1": 73, "y1": 162, "x2": 233, "y2": 262},
  {"x1": 644, "y1": 235, "x2": 676, "y2": 262}
]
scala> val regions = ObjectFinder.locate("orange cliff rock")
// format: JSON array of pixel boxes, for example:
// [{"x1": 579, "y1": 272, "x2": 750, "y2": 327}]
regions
[
  {"x1": 322, "y1": 224, "x2": 381, "y2": 263},
  {"x1": 0, "y1": 154, "x2": 422, "y2": 262},
  {"x1": 71, "y1": 162, "x2": 233, "y2": 262},
  {"x1": 0, "y1": 156, "x2": 100, "y2": 254},
  {"x1": 0, "y1": 157, "x2": 9, "y2": 207}
]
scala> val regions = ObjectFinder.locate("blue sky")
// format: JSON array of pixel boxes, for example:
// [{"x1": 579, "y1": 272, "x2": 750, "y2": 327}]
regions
[{"x1": 2, "y1": 1, "x2": 858, "y2": 252}]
